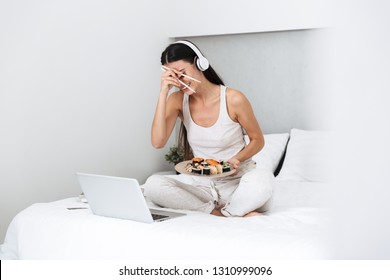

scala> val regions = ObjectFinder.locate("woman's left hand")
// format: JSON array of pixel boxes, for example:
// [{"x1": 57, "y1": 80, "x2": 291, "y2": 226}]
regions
[{"x1": 227, "y1": 158, "x2": 240, "y2": 170}]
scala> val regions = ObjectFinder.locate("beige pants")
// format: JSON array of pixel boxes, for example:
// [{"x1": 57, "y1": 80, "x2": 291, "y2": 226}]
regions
[{"x1": 144, "y1": 162, "x2": 275, "y2": 217}]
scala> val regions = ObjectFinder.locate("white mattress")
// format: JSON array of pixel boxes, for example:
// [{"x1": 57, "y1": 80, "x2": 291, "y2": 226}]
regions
[{"x1": 0, "y1": 179, "x2": 330, "y2": 260}]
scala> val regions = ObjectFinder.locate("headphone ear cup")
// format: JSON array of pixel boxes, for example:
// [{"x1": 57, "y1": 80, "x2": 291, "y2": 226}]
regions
[
  {"x1": 196, "y1": 56, "x2": 209, "y2": 71},
  {"x1": 174, "y1": 40, "x2": 210, "y2": 71}
]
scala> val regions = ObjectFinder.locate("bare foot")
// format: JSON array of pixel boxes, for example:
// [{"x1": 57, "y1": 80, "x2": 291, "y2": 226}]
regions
[
  {"x1": 244, "y1": 211, "x2": 264, "y2": 217},
  {"x1": 210, "y1": 209, "x2": 225, "y2": 217}
]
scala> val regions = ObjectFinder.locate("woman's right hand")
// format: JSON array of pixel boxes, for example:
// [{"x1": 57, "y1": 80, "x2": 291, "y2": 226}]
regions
[{"x1": 160, "y1": 67, "x2": 181, "y2": 94}]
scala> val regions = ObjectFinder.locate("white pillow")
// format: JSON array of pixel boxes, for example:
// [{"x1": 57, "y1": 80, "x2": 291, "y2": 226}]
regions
[
  {"x1": 244, "y1": 133, "x2": 290, "y2": 173},
  {"x1": 277, "y1": 128, "x2": 332, "y2": 182}
]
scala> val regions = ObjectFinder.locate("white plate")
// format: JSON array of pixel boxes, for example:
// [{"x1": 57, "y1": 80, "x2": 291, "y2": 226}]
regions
[{"x1": 175, "y1": 160, "x2": 236, "y2": 177}]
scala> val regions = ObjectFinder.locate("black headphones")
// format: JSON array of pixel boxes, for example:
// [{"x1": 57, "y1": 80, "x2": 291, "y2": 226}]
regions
[{"x1": 175, "y1": 40, "x2": 210, "y2": 71}]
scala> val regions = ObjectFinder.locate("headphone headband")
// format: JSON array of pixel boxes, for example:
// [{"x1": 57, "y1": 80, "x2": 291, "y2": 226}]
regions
[{"x1": 175, "y1": 40, "x2": 210, "y2": 71}]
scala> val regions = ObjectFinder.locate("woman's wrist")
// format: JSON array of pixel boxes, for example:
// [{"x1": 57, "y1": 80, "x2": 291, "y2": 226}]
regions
[{"x1": 159, "y1": 89, "x2": 169, "y2": 98}]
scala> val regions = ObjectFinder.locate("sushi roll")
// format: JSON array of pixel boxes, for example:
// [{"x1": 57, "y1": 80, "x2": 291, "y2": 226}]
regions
[
  {"x1": 192, "y1": 157, "x2": 204, "y2": 164},
  {"x1": 202, "y1": 167, "x2": 211, "y2": 175},
  {"x1": 192, "y1": 168, "x2": 202, "y2": 175},
  {"x1": 222, "y1": 163, "x2": 231, "y2": 173},
  {"x1": 206, "y1": 159, "x2": 219, "y2": 166}
]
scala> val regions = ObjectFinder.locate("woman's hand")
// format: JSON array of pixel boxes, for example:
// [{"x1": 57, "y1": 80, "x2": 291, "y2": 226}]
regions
[
  {"x1": 227, "y1": 158, "x2": 240, "y2": 170},
  {"x1": 160, "y1": 67, "x2": 181, "y2": 94}
]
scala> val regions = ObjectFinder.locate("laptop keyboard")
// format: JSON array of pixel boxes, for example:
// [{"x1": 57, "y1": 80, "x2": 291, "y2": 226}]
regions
[{"x1": 152, "y1": 213, "x2": 169, "y2": 220}]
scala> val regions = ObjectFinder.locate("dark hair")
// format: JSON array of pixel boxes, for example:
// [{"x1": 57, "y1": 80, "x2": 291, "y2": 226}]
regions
[{"x1": 161, "y1": 41, "x2": 225, "y2": 160}]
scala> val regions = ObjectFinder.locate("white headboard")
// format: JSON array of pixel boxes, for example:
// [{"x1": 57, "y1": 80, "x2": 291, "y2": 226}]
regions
[{"x1": 176, "y1": 29, "x2": 330, "y2": 133}]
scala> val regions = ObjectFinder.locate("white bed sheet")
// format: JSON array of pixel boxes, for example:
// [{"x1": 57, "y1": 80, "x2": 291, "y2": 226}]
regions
[{"x1": 0, "y1": 179, "x2": 331, "y2": 260}]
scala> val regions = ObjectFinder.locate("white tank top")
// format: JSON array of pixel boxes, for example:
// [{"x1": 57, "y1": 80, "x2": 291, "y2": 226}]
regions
[{"x1": 183, "y1": 85, "x2": 246, "y2": 161}]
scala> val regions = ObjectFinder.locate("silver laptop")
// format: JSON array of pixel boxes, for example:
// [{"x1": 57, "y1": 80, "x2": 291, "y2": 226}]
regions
[{"x1": 76, "y1": 172, "x2": 185, "y2": 223}]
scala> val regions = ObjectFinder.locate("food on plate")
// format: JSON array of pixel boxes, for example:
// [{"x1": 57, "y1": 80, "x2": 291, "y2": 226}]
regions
[
  {"x1": 192, "y1": 158, "x2": 204, "y2": 164},
  {"x1": 184, "y1": 158, "x2": 232, "y2": 175}
]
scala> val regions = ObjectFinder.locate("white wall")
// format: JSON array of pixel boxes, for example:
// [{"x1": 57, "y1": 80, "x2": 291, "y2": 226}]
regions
[
  {"x1": 0, "y1": 0, "x2": 175, "y2": 243},
  {"x1": 167, "y1": 0, "x2": 331, "y2": 38},
  {"x1": 0, "y1": 0, "x2": 331, "y2": 243}
]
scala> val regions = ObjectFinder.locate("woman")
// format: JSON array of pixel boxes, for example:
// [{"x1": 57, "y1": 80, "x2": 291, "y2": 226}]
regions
[{"x1": 144, "y1": 40, "x2": 274, "y2": 217}]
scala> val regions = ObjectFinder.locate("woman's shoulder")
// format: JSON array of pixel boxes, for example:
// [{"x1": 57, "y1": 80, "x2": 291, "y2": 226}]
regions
[{"x1": 225, "y1": 87, "x2": 249, "y2": 106}]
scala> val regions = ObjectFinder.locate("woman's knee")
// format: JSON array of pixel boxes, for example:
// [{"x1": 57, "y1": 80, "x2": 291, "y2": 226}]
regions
[
  {"x1": 241, "y1": 168, "x2": 275, "y2": 196},
  {"x1": 143, "y1": 174, "x2": 166, "y2": 198}
]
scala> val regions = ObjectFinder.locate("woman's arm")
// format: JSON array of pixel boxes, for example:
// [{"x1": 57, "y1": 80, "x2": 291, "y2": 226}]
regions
[
  {"x1": 151, "y1": 69, "x2": 183, "y2": 149},
  {"x1": 226, "y1": 89, "x2": 264, "y2": 167}
]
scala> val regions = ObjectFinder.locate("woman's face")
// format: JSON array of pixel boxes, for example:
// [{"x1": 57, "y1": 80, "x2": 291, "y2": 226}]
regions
[{"x1": 165, "y1": 60, "x2": 201, "y2": 95}]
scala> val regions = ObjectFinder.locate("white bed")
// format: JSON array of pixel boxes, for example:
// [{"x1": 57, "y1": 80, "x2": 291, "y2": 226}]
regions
[{"x1": 0, "y1": 129, "x2": 332, "y2": 260}]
